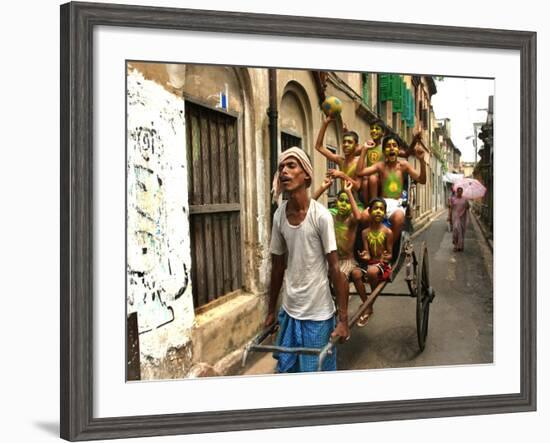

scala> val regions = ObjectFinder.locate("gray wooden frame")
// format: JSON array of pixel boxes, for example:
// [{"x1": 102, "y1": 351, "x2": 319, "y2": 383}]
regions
[{"x1": 60, "y1": 1, "x2": 537, "y2": 440}]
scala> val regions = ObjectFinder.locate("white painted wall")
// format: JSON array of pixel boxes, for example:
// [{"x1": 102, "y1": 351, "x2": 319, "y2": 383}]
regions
[
  {"x1": 1, "y1": 1, "x2": 547, "y2": 443},
  {"x1": 126, "y1": 69, "x2": 195, "y2": 363}
]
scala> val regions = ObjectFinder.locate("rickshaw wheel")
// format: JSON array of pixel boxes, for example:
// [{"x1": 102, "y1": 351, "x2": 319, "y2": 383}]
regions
[{"x1": 416, "y1": 242, "x2": 431, "y2": 351}]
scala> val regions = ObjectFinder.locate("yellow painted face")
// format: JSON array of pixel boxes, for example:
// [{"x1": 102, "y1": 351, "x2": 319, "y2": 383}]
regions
[
  {"x1": 384, "y1": 138, "x2": 399, "y2": 162},
  {"x1": 370, "y1": 201, "x2": 386, "y2": 222},
  {"x1": 342, "y1": 135, "x2": 356, "y2": 156},
  {"x1": 370, "y1": 124, "x2": 384, "y2": 141},
  {"x1": 336, "y1": 192, "x2": 352, "y2": 217}
]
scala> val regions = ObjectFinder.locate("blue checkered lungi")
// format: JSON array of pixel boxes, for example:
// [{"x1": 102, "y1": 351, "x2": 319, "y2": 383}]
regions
[{"x1": 274, "y1": 309, "x2": 337, "y2": 373}]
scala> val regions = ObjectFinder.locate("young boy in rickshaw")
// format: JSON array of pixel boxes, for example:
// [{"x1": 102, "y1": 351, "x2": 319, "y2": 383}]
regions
[
  {"x1": 313, "y1": 178, "x2": 371, "y2": 327},
  {"x1": 314, "y1": 115, "x2": 363, "y2": 192},
  {"x1": 356, "y1": 134, "x2": 426, "y2": 242},
  {"x1": 361, "y1": 119, "x2": 385, "y2": 203},
  {"x1": 356, "y1": 197, "x2": 394, "y2": 324},
  {"x1": 359, "y1": 121, "x2": 423, "y2": 203}
]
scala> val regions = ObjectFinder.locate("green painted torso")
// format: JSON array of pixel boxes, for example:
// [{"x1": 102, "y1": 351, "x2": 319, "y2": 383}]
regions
[
  {"x1": 338, "y1": 157, "x2": 359, "y2": 179},
  {"x1": 367, "y1": 228, "x2": 386, "y2": 259},
  {"x1": 383, "y1": 170, "x2": 403, "y2": 199},
  {"x1": 329, "y1": 208, "x2": 356, "y2": 258}
]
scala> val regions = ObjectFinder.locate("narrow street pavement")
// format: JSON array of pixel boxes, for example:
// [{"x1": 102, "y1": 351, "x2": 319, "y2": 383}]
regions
[
  {"x1": 338, "y1": 212, "x2": 493, "y2": 370},
  {"x1": 242, "y1": 211, "x2": 493, "y2": 375}
]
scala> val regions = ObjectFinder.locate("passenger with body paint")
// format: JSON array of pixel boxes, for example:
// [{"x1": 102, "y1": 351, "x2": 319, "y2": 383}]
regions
[
  {"x1": 312, "y1": 178, "x2": 371, "y2": 327},
  {"x1": 356, "y1": 197, "x2": 394, "y2": 323},
  {"x1": 314, "y1": 115, "x2": 363, "y2": 192},
  {"x1": 357, "y1": 120, "x2": 423, "y2": 203},
  {"x1": 360, "y1": 120, "x2": 385, "y2": 203},
  {"x1": 356, "y1": 134, "x2": 426, "y2": 242},
  {"x1": 265, "y1": 147, "x2": 350, "y2": 373}
]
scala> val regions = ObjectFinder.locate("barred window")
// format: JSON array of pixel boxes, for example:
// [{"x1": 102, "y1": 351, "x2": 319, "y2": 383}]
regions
[
  {"x1": 281, "y1": 131, "x2": 302, "y2": 151},
  {"x1": 326, "y1": 145, "x2": 340, "y2": 206},
  {"x1": 185, "y1": 101, "x2": 242, "y2": 309}
]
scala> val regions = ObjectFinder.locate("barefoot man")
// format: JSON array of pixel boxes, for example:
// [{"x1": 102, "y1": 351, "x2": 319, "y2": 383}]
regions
[{"x1": 265, "y1": 147, "x2": 350, "y2": 372}]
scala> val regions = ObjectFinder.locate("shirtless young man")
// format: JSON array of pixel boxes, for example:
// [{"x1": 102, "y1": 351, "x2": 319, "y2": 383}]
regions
[
  {"x1": 357, "y1": 135, "x2": 426, "y2": 241},
  {"x1": 314, "y1": 116, "x2": 362, "y2": 191},
  {"x1": 359, "y1": 121, "x2": 422, "y2": 203}
]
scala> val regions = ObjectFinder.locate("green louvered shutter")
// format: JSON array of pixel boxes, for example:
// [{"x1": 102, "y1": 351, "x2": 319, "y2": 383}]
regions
[
  {"x1": 379, "y1": 74, "x2": 391, "y2": 101},
  {"x1": 392, "y1": 76, "x2": 404, "y2": 113}
]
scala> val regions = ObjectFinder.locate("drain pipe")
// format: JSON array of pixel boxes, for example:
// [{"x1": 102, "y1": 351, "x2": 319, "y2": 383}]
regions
[{"x1": 268, "y1": 68, "x2": 278, "y2": 218}]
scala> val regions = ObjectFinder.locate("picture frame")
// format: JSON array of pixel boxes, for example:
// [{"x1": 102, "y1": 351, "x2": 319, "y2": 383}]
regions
[{"x1": 60, "y1": 1, "x2": 537, "y2": 441}]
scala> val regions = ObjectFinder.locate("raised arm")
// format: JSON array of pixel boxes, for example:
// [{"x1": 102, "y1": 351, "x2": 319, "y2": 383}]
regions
[
  {"x1": 405, "y1": 146, "x2": 427, "y2": 184},
  {"x1": 312, "y1": 177, "x2": 334, "y2": 200},
  {"x1": 399, "y1": 130, "x2": 423, "y2": 158},
  {"x1": 315, "y1": 116, "x2": 341, "y2": 163}
]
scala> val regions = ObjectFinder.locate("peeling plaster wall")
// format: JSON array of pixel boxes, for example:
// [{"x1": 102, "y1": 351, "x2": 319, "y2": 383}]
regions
[
  {"x1": 250, "y1": 68, "x2": 272, "y2": 294},
  {"x1": 280, "y1": 91, "x2": 306, "y2": 138},
  {"x1": 325, "y1": 119, "x2": 340, "y2": 148},
  {"x1": 127, "y1": 64, "x2": 270, "y2": 375},
  {"x1": 127, "y1": 68, "x2": 195, "y2": 379}
]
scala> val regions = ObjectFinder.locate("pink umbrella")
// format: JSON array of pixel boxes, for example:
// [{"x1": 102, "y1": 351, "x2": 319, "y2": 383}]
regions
[{"x1": 453, "y1": 178, "x2": 487, "y2": 200}]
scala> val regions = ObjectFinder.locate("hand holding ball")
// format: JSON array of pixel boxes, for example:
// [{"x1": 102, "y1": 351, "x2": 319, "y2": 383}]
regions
[{"x1": 321, "y1": 96, "x2": 342, "y2": 117}]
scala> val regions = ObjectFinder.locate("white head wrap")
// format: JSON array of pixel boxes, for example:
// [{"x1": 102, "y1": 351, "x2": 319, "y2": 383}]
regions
[{"x1": 271, "y1": 147, "x2": 313, "y2": 205}]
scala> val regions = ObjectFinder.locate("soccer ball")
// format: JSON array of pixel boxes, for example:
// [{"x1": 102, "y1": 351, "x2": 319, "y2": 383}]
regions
[{"x1": 321, "y1": 96, "x2": 342, "y2": 117}]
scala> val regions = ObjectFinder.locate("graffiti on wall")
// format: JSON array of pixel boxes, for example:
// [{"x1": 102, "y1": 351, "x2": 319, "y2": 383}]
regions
[{"x1": 127, "y1": 69, "x2": 194, "y2": 359}]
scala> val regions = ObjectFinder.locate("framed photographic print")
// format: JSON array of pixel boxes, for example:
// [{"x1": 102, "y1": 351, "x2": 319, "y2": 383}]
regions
[{"x1": 60, "y1": 1, "x2": 536, "y2": 441}]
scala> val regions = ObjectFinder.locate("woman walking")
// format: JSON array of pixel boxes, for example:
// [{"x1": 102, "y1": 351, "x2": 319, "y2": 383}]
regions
[{"x1": 448, "y1": 186, "x2": 469, "y2": 252}]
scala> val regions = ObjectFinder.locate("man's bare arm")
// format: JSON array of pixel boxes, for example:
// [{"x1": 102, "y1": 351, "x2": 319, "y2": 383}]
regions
[
  {"x1": 326, "y1": 250, "x2": 350, "y2": 341},
  {"x1": 264, "y1": 254, "x2": 285, "y2": 327}
]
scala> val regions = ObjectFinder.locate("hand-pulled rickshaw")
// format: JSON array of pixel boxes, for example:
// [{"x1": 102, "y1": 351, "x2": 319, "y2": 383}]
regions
[{"x1": 242, "y1": 176, "x2": 436, "y2": 371}]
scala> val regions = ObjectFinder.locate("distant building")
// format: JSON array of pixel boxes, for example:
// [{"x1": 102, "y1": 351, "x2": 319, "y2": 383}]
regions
[
  {"x1": 462, "y1": 162, "x2": 476, "y2": 177},
  {"x1": 434, "y1": 118, "x2": 462, "y2": 204},
  {"x1": 472, "y1": 96, "x2": 494, "y2": 234}
]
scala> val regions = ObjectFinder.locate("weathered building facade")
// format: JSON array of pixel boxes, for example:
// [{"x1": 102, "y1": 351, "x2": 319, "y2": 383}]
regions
[
  {"x1": 126, "y1": 62, "x2": 448, "y2": 380},
  {"x1": 472, "y1": 96, "x2": 494, "y2": 236},
  {"x1": 434, "y1": 118, "x2": 462, "y2": 205}
]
